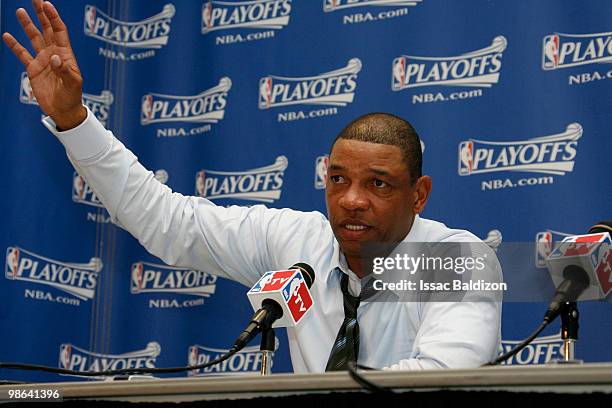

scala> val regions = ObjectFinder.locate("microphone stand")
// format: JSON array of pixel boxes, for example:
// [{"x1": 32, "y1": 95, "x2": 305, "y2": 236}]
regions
[
  {"x1": 259, "y1": 327, "x2": 275, "y2": 375},
  {"x1": 559, "y1": 301, "x2": 582, "y2": 363}
]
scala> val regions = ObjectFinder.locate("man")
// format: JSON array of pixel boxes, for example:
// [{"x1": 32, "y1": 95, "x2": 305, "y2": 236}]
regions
[{"x1": 3, "y1": 0, "x2": 501, "y2": 372}]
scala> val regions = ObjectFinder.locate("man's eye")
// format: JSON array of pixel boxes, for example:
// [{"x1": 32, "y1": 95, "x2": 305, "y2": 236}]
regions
[
  {"x1": 330, "y1": 175, "x2": 344, "y2": 183},
  {"x1": 373, "y1": 179, "x2": 387, "y2": 188}
]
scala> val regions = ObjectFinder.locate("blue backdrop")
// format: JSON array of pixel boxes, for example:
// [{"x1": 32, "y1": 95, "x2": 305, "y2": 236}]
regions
[{"x1": 1, "y1": 0, "x2": 611, "y2": 382}]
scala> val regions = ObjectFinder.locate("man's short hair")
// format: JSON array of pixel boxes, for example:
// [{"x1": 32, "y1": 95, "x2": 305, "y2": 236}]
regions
[{"x1": 332, "y1": 113, "x2": 422, "y2": 183}]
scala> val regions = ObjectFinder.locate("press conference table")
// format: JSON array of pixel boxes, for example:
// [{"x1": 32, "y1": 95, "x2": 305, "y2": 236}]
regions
[{"x1": 2, "y1": 363, "x2": 612, "y2": 403}]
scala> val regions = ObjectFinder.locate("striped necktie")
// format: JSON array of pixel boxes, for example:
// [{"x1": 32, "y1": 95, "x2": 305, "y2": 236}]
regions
[{"x1": 325, "y1": 273, "x2": 360, "y2": 371}]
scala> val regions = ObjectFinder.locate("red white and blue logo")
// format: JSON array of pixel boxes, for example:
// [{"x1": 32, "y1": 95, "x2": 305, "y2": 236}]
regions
[
  {"x1": 249, "y1": 270, "x2": 294, "y2": 293},
  {"x1": 547, "y1": 233, "x2": 612, "y2": 298},
  {"x1": 282, "y1": 274, "x2": 313, "y2": 323},
  {"x1": 249, "y1": 269, "x2": 313, "y2": 325}
]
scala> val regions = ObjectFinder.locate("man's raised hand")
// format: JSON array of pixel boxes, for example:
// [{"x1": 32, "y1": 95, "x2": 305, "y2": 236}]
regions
[{"x1": 2, "y1": 0, "x2": 86, "y2": 130}]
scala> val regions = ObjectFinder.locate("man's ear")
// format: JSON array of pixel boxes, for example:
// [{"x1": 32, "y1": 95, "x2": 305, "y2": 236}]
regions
[{"x1": 412, "y1": 176, "x2": 432, "y2": 214}]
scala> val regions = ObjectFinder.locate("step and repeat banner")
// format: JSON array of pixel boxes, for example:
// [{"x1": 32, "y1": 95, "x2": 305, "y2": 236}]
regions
[{"x1": 1, "y1": 0, "x2": 611, "y2": 382}]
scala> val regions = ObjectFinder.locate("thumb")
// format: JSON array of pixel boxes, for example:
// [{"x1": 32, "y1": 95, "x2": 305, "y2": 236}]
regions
[{"x1": 50, "y1": 54, "x2": 81, "y2": 90}]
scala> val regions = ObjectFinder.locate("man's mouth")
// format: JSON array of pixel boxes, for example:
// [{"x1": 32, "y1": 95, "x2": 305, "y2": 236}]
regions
[
  {"x1": 338, "y1": 219, "x2": 373, "y2": 236},
  {"x1": 344, "y1": 224, "x2": 370, "y2": 231}
]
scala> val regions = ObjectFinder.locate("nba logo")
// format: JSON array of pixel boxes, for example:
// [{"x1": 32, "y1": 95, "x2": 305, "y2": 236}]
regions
[
  {"x1": 19, "y1": 72, "x2": 36, "y2": 104},
  {"x1": 535, "y1": 231, "x2": 553, "y2": 268},
  {"x1": 324, "y1": 0, "x2": 339, "y2": 12},
  {"x1": 458, "y1": 141, "x2": 473, "y2": 175},
  {"x1": 250, "y1": 272, "x2": 273, "y2": 293},
  {"x1": 202, "y1": 1, "x2": 213, "y2": 29},
  {"x1": 286, "y1": 276, "x2": 313, "y2": 323},
  {"x1": 595, "y1": 241, "x2": 612, "y2": 295},
  {"x1": 259, "y1": 77, "x2": 273, "y2": 109},
  {"x1": 543, "y1": 35, "x2": 560, "y2": 70},
  {"x1": 60, "y1": 344, "x2": 72, "y2": 369},
  {"x1": 283, "y1": 276, "x2": 302, "y2": 301},
  {"x1": 131, "y1": 262, "x2": 144, "y2": 293},
  {"x1": 73, "y1": 174, "x2": 86, "y2": 200},
  {"x1": 196, "y1": 171, "x2": 206, "y2": 197},
  {"x1": 188, "y1": 345, "x2": 199, "y2": 371},
  {"x1": 562, "y1": 234, "x2": 606, "y2": 257},
  {"x1": 314, "y1": 155, "x2": 329, "y2": 190},
  {"x1": 84, "y1": 6, "x2": 96, "y2": 34},
  {"x1": 141, "y1": 94, "x2": 154, "y2": 124},
  {"x1": 392, "y1": 57, "x2": 406, "y2": 91},
  {"x1": 6, "y1": 247, "x2": 20, "y2": 279}
]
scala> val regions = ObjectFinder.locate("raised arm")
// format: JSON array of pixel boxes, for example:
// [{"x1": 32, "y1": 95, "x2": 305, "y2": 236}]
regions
[{"x1": 4, "y1": 1, "x2": 323, "y2": 287}]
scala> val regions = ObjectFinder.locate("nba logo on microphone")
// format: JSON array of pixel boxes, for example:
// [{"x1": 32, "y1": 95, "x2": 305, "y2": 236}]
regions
[
  {"x1": 253, "y1": 270, "x2": 293, "y2": 292},
  {"x1": 249, "y1": 272, "x2": 274, "y2": 293},
  {"x1": 548, "y1": 232, "x2": 612, "y2": 298},
  {"x1": 594, "y1": 240, "x2": 612, "y2": 295},
  {"x1": 248, "y1": 269, "x2": 314, "y2": 326},
  {"x1": 554, "y1": 233, "x2": 609, "y2": 257},
  {"x1": 283, "y1": 275, "x2": 313, "y2": 323}
]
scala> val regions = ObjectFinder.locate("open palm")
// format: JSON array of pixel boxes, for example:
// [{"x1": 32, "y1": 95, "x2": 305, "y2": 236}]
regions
[{"x1": 3, "y1": 0, "x2": 86, "y2": 130}]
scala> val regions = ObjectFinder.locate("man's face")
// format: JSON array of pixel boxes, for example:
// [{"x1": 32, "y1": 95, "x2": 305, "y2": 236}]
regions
[{"x1": 325, "y1": 139, "x2": 420, "y2": 260}]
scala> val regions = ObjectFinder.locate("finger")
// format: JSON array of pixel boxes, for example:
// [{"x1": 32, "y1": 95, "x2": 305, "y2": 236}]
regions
[
  {"x1": 33, "y1": 0, "x2": 55, "y2": 46},
  {"x1": 42, "y1": 1, "x2": 70, "y2": 48},
  {"x1": 16, "y1": 8, "x2": 45, "y2": 53},
  {"x1": 2, "y1": 32, "x2": 34, "y2": 67},
  {"x1": 50, "y1": 54, "x2": 81, "y2": 90}
]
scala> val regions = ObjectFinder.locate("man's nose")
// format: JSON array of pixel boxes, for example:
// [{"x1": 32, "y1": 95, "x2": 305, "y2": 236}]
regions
[{"x1": 339, "y1": 185, "x2": 370, "y2": 211}]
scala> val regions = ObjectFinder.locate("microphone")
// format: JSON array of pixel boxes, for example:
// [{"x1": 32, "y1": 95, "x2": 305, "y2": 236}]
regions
[
  {"x1": 489, "y1": 221, "x2": 611, "y2": 366},
  {"x1": 231, "y1": 263, "x2": 315, "y2": 352},
  {"x1": 544, "y1": 222, "x2": 612, "y2": 322},
  {"x1": 543, "y1": 265, "x2": 590, "y2": 322},
  {"x1": 589, "y1": 220, "x2": 612, "y2": 234}
]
